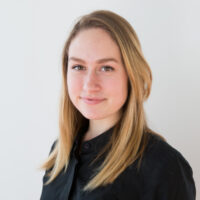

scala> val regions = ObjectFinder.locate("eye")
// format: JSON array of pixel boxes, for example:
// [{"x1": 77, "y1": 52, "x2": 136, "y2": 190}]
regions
[
  {"x1": 101, "y1": 66, "x2": 114, "y2": 72},
  {"x1": 71, "y1": 65, "x2": 84, "y2": 71},
  {"x1": 71, "y1": 65, "x2": 114, "y2": 72}
]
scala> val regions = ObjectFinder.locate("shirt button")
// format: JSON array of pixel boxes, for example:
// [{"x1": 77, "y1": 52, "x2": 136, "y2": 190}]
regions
[{"x1": 83, "y1": 142, "x2": 91, "y2": 150}]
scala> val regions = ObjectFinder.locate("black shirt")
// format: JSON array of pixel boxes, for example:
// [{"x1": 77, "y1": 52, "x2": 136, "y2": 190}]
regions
[{"x1": 40, "y1": 126, "x2": 196, "y2": 200}]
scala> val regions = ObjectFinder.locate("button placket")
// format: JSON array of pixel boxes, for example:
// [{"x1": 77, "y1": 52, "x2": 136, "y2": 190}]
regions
[
  {"x1": 83, "y1": 142, "x2": 91, "y2": 150},
  {"x1": 80, "y1": 142, "x2": 92, "y2": 154}
]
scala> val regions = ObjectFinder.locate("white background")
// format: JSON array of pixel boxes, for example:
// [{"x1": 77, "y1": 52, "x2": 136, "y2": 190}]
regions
[{"x1": 0, "y1": 0, "x2": 199, "y2": 199}]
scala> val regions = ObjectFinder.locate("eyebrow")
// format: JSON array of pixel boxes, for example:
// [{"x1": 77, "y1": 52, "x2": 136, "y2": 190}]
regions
[{"x1": 68, "y1": 57, "x2": 119, "y2": 64}]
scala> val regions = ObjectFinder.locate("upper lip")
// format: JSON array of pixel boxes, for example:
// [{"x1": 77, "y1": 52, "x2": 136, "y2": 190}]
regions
[{"x1": 81, "y1": 97, "x2": 105, "y2": 101}]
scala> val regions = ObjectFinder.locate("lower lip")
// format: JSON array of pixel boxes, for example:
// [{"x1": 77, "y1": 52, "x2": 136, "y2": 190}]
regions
[{"x1": 81, "y1": 98, "x2": 105, "y2": 105}]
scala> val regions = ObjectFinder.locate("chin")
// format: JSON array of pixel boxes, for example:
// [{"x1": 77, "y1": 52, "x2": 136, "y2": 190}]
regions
[{"x1": 81, "y1": 112, "x2": 106, "y2": 120}]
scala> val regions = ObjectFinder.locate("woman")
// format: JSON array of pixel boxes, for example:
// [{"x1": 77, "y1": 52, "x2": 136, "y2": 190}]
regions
[{"x1": 40, "y1": 10, "x2": 196, "y2": 200}]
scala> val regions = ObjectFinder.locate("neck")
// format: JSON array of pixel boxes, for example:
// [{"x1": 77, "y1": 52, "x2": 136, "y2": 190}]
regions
[{"x1": 84, "y1": 111, "x2": 121, "y2": 141}]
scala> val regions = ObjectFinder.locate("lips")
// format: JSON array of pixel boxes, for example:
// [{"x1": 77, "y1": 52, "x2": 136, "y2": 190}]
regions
[
  {"x1": 80, "y1": 97, "x2": 105, "y2": 105},
  {"x1": 81, "y1": 97, "x2": 104, "y2": 101}
]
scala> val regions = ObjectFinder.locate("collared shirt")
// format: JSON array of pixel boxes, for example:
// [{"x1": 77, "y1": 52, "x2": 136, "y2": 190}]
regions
[{"x1": 40, "y1": 126, "x2": 196, "y2": 200}]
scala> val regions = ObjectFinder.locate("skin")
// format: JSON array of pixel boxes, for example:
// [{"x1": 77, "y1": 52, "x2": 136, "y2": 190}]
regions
[{"x1": 67, "y1": 28, "x2": 128, "y2": 141}]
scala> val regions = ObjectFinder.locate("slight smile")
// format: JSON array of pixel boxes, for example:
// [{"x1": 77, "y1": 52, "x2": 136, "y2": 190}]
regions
[{"x1": 80, "y1": 97, "x2": 105, "y2": 105}]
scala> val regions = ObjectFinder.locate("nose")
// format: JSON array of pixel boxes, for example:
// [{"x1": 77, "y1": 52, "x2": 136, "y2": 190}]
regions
[{"x1": 83, "y1": 69, "x2": 101, "y2": 92}]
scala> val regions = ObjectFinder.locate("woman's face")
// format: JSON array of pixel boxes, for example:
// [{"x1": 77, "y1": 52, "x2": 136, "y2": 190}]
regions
[{"x1": 67, "y1": 28, "x2": 128, "y2": 120}]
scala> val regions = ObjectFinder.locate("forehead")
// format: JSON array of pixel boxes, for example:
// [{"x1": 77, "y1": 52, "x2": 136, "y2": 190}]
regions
[{"x1": 68, "y1": 28, "x2": 122, "y2": 62}]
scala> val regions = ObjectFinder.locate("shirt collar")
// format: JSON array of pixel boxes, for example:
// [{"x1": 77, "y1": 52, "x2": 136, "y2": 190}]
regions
[{"x1": 72, "y1": 125, "x2": 115, "y2": 157}]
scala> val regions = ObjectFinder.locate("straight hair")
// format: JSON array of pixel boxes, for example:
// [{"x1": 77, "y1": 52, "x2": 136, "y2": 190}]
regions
[{"x1": 40, "y1": 9, "x2": 165, "y2": 192}]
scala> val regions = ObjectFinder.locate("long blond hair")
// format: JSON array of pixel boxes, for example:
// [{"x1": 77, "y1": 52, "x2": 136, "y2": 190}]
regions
[{"x1": 40, "y1": 9, "x2": 165, "y2": 191}]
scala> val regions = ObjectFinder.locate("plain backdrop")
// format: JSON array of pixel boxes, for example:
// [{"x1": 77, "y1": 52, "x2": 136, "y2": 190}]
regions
[{"x1": 0, "y1": 0, "x2": 199, "y2": 199}]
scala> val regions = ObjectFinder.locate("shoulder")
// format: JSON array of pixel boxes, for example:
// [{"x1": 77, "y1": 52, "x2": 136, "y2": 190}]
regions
[
  {"x1": 143, "y1": 133, "x2": 192, "y2": 173},
  {"x1": 111, "y1": 133, "x2": 196, "y2": 199},
  {"x1": 137, "y1": 133, "x2": 196, "y2": 198},
  {"x1": 110, "y1": 133, "x2": 196, "y2": 199},
  {"x1": 140, "y1": 132, "x2": 193, "y2": 177}
]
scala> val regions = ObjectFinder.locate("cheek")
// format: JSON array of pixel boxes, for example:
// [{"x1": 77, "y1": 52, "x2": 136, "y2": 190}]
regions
[
  {"x1": 67, "y1": 75, "x2": 82, "y2": 99},
  {"x1": 107, "y1": 75, "x2": 128, "y2": 97}
]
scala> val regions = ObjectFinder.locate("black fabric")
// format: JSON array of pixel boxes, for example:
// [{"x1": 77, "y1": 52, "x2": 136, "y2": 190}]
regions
[{"x1": 40, "y1": 127, "x2": 196, "y2": 200}]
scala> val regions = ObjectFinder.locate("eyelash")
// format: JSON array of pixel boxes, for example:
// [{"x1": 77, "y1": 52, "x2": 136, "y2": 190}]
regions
[{"x1": 71, "y1": 65, "x2": 114, "y2": 72}]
